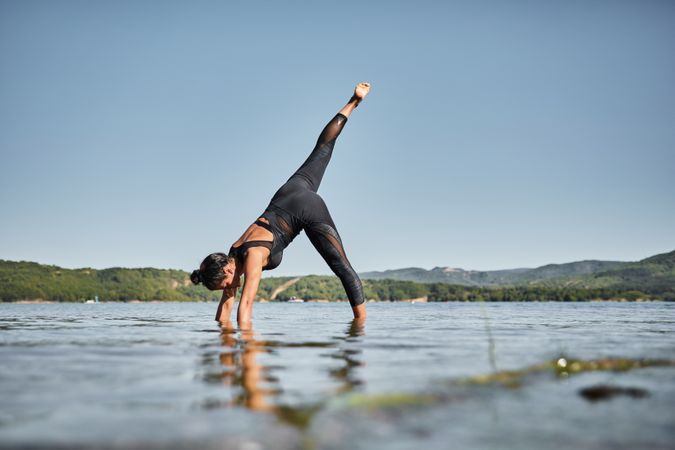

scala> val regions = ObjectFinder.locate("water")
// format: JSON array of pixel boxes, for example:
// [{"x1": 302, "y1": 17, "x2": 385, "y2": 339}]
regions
[{"x1": 1, "y1": 302, "x2": 673, "y2": 449}]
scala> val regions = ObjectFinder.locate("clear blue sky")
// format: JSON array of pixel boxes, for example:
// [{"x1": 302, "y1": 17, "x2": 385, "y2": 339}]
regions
[{"x1": 1, "y1": 0, "x2": 673, "y2": 276}]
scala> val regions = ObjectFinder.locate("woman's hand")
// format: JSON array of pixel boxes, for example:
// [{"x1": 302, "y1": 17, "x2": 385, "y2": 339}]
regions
[{"x1": 354, "y1": 82, "x2": 371, "y2": 101}]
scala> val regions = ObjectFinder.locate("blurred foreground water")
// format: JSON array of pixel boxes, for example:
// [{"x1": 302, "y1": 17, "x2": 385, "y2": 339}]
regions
[{"x1": 1, "y1": 302, "x2": 673, "y2": 449}]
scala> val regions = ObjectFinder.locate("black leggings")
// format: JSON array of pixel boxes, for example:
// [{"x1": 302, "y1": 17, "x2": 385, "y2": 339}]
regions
[{"x1": 266, "y1": 113, "x2": 364, "y2": 307}]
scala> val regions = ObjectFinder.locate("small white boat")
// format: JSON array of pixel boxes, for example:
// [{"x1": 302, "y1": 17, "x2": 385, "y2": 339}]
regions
[
  {"x1": 287, "y1": 296, "x2": 304, "y2": 303},
  {"x1": 84, "y1": 295, "x2": 100, "y2": 304}
]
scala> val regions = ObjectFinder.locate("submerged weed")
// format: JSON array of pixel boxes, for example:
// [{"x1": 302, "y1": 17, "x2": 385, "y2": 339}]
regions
[{"x1": 456, "y1": 356, "x2": 675, "y2": 387}]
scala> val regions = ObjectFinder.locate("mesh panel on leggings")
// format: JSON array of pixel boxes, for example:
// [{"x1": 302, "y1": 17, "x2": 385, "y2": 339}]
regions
[
  {"x1": 314, "y1": 113, "x2": 347, "y2": 149},
  {"x1": 323, "y1": 230, "x2": 347, "y2": 260},
  {"x1": 275, "y1": 214, "x2": 294, "y2": 238}
]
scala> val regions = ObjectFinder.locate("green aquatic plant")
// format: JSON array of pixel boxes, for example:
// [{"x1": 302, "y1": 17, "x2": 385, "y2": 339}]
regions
[
  {"x1": 323, "y1": 356, "x2": 675, "y2": 412},
  {"x1": 456, "y1": 356, "x2": 675, "y2": 388}
]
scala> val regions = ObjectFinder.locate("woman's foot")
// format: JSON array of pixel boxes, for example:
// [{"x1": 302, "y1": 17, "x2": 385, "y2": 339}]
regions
[{"x1": 354, "y1": 82, "x2": 371, "y2": 102}]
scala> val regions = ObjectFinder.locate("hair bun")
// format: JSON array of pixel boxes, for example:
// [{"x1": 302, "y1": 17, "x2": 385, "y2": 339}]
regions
[{"x1": 190, "y1": 269, "x2": 202, "y2": 285}]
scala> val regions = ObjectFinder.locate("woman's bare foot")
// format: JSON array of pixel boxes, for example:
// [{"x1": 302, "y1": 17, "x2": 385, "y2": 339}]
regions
[
  {"x1": 352, "y1": 303, "x2": 367, "y2": 320},
  {"x1": 340, "y1": 82, "x2": 371, "y2": 117},
  {"x1": 354, "y1": 82, "x2": 371, "y2": 101}
]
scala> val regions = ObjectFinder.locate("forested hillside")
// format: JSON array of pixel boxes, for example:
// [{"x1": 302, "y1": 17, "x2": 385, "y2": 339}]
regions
[{"x1": 1, "y1": 255, "x2": 672, "y2": 302}]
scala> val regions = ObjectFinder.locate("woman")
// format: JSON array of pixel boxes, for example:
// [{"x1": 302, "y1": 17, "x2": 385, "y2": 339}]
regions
[{"x1": 191, "y1": 82, "x2": 371, "y2": 324}]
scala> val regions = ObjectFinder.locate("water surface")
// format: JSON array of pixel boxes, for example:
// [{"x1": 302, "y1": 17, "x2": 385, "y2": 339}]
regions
[{"x1": 1, "y1": 302, "x2": 673, "y2": 449}]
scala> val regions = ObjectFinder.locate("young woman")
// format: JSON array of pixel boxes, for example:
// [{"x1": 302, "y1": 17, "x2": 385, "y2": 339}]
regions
[{"x1": 191, "y1": 82, "x2": 371, "y2": 324}]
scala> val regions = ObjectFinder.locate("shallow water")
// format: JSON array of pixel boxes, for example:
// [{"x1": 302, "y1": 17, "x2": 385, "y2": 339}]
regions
[{"x1": 1, "y1": 302, "x2": 673, "y2": 449}]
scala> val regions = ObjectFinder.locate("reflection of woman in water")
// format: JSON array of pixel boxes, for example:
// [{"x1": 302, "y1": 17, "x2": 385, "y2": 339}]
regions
[
  {"x1": 214, "y1": 319, "x2": 365, "y2": 413},
  {"x1": 218, "y1": 324, "x2": 275, "y2": 411},
  {"x1": 191, "y1": 83, "x2": 370, "y2": 324}
]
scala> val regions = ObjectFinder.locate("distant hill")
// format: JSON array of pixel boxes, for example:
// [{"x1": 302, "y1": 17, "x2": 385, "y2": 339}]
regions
[
  {"x1": 566, "y1": 250, "x2": 675, "y2": 295},
  {"x1": 360, "y1": 250, "x2": 675, "y2": 294},
  {"x1": 359, "y1": 260, "x2": 626, "y2": 286}
]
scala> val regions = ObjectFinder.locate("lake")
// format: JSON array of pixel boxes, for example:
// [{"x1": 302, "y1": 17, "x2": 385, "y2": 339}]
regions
[{"x1": 1, "y1": 302, "x2": 673, "y2": 449}]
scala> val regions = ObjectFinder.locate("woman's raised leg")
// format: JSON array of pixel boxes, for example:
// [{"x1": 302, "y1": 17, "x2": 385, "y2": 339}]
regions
[
  {"x1": 278, "y1": 113, "x2": 349, "y2": 194},
  {"x1": 271, "y1": 83, "x2": 370, "y2": 198}
]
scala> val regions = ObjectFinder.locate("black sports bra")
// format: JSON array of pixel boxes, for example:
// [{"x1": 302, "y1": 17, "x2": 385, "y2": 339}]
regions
[{"x1": 228, "y1": 219, "x2": 283, "y2": 271}]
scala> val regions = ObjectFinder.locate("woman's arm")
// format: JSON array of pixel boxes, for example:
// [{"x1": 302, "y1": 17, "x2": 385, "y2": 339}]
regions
[
  {"x1": 236, "y1": 250, "x2": 265, "y2": 327},
  {"x1": 215, "y1": 287, "x2": 236, "y2": 322}
]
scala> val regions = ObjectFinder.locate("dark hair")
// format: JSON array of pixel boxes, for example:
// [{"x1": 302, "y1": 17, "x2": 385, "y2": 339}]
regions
[{"x1": 191, "y1": 252, "x2": 233, "y2": 290}]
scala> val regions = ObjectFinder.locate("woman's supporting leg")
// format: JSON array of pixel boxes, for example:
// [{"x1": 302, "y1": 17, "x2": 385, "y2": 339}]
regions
[
  {"x1": 301, "y1": 193, "x2": 365, "y2": 310},
  {"x1": 306, "y1": 221, "x2": 365, "y2": 308}
]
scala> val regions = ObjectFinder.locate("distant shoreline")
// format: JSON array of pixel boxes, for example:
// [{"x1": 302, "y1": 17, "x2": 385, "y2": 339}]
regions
[{"x1": 2, "y1": 257, "x2": 673, "y2": 302}]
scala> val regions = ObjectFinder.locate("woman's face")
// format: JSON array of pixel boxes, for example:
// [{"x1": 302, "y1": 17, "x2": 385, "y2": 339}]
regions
[{"x1": 220, "y1": 261, "x2": 239, "y2": 290}]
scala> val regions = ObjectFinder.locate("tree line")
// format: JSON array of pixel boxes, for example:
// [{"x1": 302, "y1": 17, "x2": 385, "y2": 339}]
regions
[{"x1": 1, "y1": 260, "x2": 669, "y2": 302}]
